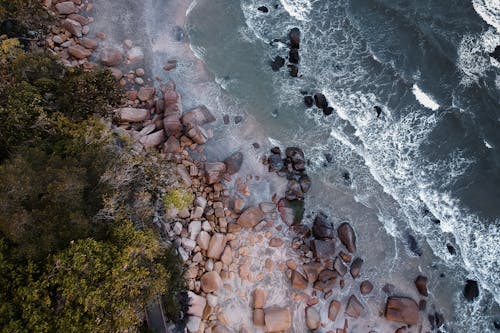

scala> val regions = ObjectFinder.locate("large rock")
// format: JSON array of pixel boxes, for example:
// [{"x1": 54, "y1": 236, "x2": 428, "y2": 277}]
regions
[
  {"x1": 118, "y1": 108, "x2": 149, "y2": 122},
  {"x1": 187, "y1": 125, "x2": 209, "y2": 144},
  {"x1": 384, "y1": 297, "x2": 419, "y2": 325},
  {"x1": 328, "y1": 300, "x2": 341, "y2": 321},
  {"x1": 79, "y1": 37, "x2": 99, "y2": 50},
  {"x1": 360, "y1": 280, "x2": 374, "y2": 295},
  {"x1": 303, "y1": 262, "x2": 323, "y2": 283},
  {"x1": 289, "y1": 48, "x2": 299, "y2": 64},
  {"x1": 311, "y1": 239, "x2": 335, "y2": 259},
  {"x1": 205, "y1": 162, "x2": 226, "y2": 184},
  {"x1": 278, "y1": 199, "x2": 304, "y2": 226},
  {"x1": 312, "y1": 212, "x2": 334, "y2": 239},
  {"x1": 206, "y1": 233, "x2": 226, "y2": 259},
  {"x1": 186, "y1": 316, "x2": 201, "y2": 333},
  {"x1": 264, "y1": 307, "x2": 291, "y2": 332},
  {"x1": 220, "y1": 245, "x2": 232, "y2": 265},
  {"x1": 289, "y1": 27, "x2": 301, "y2": 49},
  {"x1": 345, "y1": 295, "x2": 363, "y2": 318},
  {"x1": 305, "y1": 306, "x2": 321, "y2": 330},
  {"x1": 237, "y1": 207, "x2": 263, "y2": 228},
  {"x1": 138, "y1": 86, "x2": 155, "y2": 102},
  {"x1": 334, "y1": 256, "x2": 347, "y2": 276},
  {"x1": 187, "y1": 291, "x2": 206, "y2": 317},
  {"x1": 224, "y1": 152, "x2": 243, "y2": 175},
  {"x1": 350, "y1": 257, "x2": 363, "y2": 279},
  {"x1": 415, "y1": 275, "x2": 428, "y2": 296},
  {"x1": 271, "y1": 55, "x2": 285, "y2": 71},
  {"x1": 299, "y1": 174, "x2": 311, "y2": 193},
  {"x1": 99, "y1": 48, "x2": 123, "y2": 66},
  {"x1": 139, "y1": 130, "x2": 164, "y2": 148},
  {"x1": 268, "y1": 153, "x2": 284, "y2": 172},
  {"x1": 200, "y1": 271, "x2": 222, "y2": 293},
  {"x1": 182, "y1": 105, "x2": 215, "y2": 128},
  {"x1": 463, "y1": 280, "x2": 479, "y2": 301},
  {"x1": 253, "y1": 309, "x2": 265, "y2": 326},
  {"x1": 196, "y1": 231, "x2": 210, "y2": 250},
  {"x1": 68, "y1": 45, "x2": 91, "y2": 59},
  {"x1": 291, "y1": 270, "x2": 308, "y2": 289},
  {"x1": 253, "y1": 288, "x2": 266, "y2": 309},
  {"x1": 285, "y1": 180, "x2": 303, "y2": 201},
  {"x1": 163, "y1": 114, "x2": 183, "y2": 137},
  {"x1": 62, "y1": 18, "x2": 82, "y2": 37},
  {"x1": 314, "y1": 93, "x2": 328, "y2": 110},
  {"x1": 55, "y1": 1, "x2": 77, "y2": 15},
  {"x1": 164, "y1": 136, "x2": 181, "y2": 154},
  {"x1": 338, "y1": 222, "x2": 356, "y2": 253}
]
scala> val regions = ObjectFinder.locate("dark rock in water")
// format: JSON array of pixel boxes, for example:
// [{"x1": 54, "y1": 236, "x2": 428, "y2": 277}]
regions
[
  {"x1": 374, "y1": 105, "x2": 382, "y2": 118},
  {"x1": 350, "y1": 257, "x2": 363, "y2": 279},
  {"x1": 312, "y1": 212, "x2": 334, "y2": 239},
  {"x1": 304, "y1": 95, "x2": 314, "y2": 107},
  {"x1": 342, "y1": 171, "x2": 351, "y2": 181},
  {"x1": 383, "y1": 283, "x2": 396, "y2": 294},
  {"x1": 268, "y1": 154, "x2": 284, "y2": 172},
  {"x1": 257, "y1": 6, "x2": 269, "y2": 13},
  {"x1": 224, "y1": 152, "x2": 243, "y2": 175},
  {"x1": 418, "y1": 300, "x2": 427, "y2": 311},
  {"x1": 223, "y1": 115, "x2": 230, "y2": 124},
  {"x1": 324, "y1": 153, "x2": 333, "y2": 163},
  {"x1": 323, "y1": 106, "x2": 334, "y2": 116},
  {"x1": 446, "y1": 243, "x2": 456, "y2": 255},
  {"x1": 182, "y1": 105, "x2": 216, "y2": 128},
  {"x1": 494, "y1": 321, "x2": 500, "y2": 329},
  {"x1": 299, "y1": 174, "x2": 311, "y2": 193},
  {"x1": 314, "y1": 93, "x2": 328, "y2": 109},
  {"x1": 428, "y1": 314, "x2": 436, "y2": 330},
  {"x1": 278, "y1": 199, "x2": 304, "y2": 225},
  {"x1": 489, "y1": 45, "x2": 500, "y2": 62},
  {"x1": 271, "y1": 55, "x2": 285, "y2": 71},
  {"x1": 463, "y1": 280, "x2": 479, "y2": 301},
  {"x1": 334, "y1": 256, "x2": 347, "y2": 276},
  {"x1": 299, "y1": 90, "x2": 308, "y2": 95},
  {"x1": 338, "y1": 222, "x2": 356, "y2": 253},
  {"x1": 345, "y1": 295, "x2": 363, "y2": 318},
  {"x1": 289, "y1": 48, "x2": 300, "y2": 64},
  {"x1": 289, "y1": 27, "x2": 301, "y2": 49},
  {"x1": 385, "y1": 297, "x2": 419, "y2": 325},
  {"x1": 404, "y1": 232, "x2": 422, "y2": 256},
  {"x1": 271, "y1": 146, "x2": 281, "y2": 155},
  {"x1": 435, "y1": 312, "x2": 445, "y2": 328},
  {"x1": 414, "y1": 276, "x2": 428, "y2": 296},
  {"x1": 252, "y1": 142, "x2": 260, "y2": 149},
  {"x1": 288, "y1": 64, "x2": 298, "y2": 77},
  {"x1": 286, "y1": 147, "x2": 305, "y2": 161},
  {"x1": 234, "y1": 115, "x2": 243, "y2": 124},
  {"x1": 312, "y1": 239, "x2": 335, "y2": 259}
]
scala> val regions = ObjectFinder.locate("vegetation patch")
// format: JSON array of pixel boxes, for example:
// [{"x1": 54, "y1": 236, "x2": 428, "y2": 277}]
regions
[{"x1": 164, "y1": 188, "x2": 195, "y2": 211}]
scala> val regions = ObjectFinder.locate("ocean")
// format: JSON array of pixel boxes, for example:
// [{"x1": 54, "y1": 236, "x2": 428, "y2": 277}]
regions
[{"x1": 91, "y1": 0, "x2": 500, "y2": 331}]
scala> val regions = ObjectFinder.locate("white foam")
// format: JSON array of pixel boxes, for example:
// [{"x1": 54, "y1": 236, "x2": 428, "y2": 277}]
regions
[
  {"x1": 412, "y1": 84, "x2": 440, "y2": 111},
  {"x1": 484, "y1": 140, "x2": 493, "y2": 148},
  {"x1": 279, "y1": 0, "x2": 312, "y2": 21},
  {"x1": 472, "y1": 0, "x2": 500, "y2": 31}
]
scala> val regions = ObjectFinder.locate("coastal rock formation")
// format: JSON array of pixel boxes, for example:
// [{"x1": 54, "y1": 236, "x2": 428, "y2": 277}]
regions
[
  {"x1": 237, "y1": 207, "x2": 263, "y2": 228},
  {"x1": 385, "y1": 297, "x2": 419, "y2": 325},
  {"x1": 338, "y1": 222, "x2": 357, "y2": 253}
]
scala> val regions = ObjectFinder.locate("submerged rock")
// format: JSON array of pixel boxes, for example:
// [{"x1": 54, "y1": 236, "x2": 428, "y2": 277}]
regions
[
  {"x1": 271, "y1": 55, "x2": 285, "y2": 71},
  {"x1": 463, "y1": 280, "x2": 479, "y2": 302},
  {"x1": 312, "y1": 212, "x2": 334, "y2": 239},
  {"x1": 314, "y1": 93, "x2": 328, "y2": 109},
  {"x1": 224, "y1": 152, "x2": 243, "y2": 175},
  {"x1": 237, "y1": 207, "x2": 264, "y2": 228},
  {"x1": 338, "y1": 222, "x2": 356, "y2": 253},
  {"x1": 264, "y1": 307, "x2": 291, "y2": 332},
  {"x1": 289, "y1": 27, "x2": 301, "y2": 49},
  {"x1": 385, "y1": 297, "x2": 419, "y2": 325},
  {"x1": 415, "y1": 275, "x2": 428, "y2": 296},
  {"x1": 345, "y1": 295, "x2": 363, "y2": 318},
  {"x1": 350, "y1": 257, "x2": 363, "y2": 279},
  {"x1": 304, "y1": 95, "x2": 314, "y2": 107},
  {"x1": 278, "y1": 199, "x2": 304, "y2": 226},
  {"x1": 257, "y1": 6, "x2": 269, "y2": 13}
]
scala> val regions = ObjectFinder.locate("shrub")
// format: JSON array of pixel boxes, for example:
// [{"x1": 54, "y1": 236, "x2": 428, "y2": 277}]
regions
[{"x1": 164, "y1": 188, "x2": 194, "y2": 211}]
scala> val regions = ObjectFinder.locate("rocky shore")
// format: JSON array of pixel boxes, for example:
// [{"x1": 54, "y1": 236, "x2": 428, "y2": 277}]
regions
[{"x1": 43, "y1": 1, "x2": 446, "y2": 332}]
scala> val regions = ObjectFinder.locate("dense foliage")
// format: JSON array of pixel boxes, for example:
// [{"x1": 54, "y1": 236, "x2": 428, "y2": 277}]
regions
[{"x1": 0, "y1": 4, "x2": 185, "y2": 332}]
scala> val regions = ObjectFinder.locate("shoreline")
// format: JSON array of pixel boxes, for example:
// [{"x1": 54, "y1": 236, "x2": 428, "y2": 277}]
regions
[{"x1": 43, "y1": 1, "x2": 444, "y2": 332}]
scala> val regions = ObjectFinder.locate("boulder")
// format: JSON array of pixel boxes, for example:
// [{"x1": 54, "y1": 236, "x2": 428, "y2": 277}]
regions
[
  {"x1": 288, "y1": 64, "x2": 298, "y2": 77},
  {"x1": 350, "y1": 257, "x2": 363, "y2": 279},
  {"x1": 334, "y1": 256, "x2": 347, "y2": 276},
  {"x1": 182, "y1": 105, "x2": 216, "y2": 128},
  {"x1": 205, "y1": 162, "x2": 226, "y2": 184},
  {"x1": 68, "y1": 45, "x2": 91, "y2": 59},
  {"x1": 271, "y1": 56, "x2": 285, "y2": 71},
  {"x1": 338, "y1": 222, "x2": 356, "y2": 253},
  {"x1": 201, "y1": 271, "x2": 222, "y2": 293},
  {"x1": 220, "y1": 245, "x2": 232, "y2": 265},
  {"x1": 118, "y1": 108, "x2": 149, "y2": 122},
  {"x1": 305, "y1": 306, "x2": 321, "y2": 330},
  {"x1": 264, "y1": 307, "x2": 291, "y2": 332},
  {"x1": 258, "y1": 6, "x2": 269, "y2": 13},
  {"x1": 139, "y1": 130, "x2": 164, "y2": 148},
  {"x1": 328, "y1": 300, "x2": 341, "y2": 321},
  {"x1": 314, "y1": 93, "x2": 328, "y2": 109},
  {"x1": 285, "y1": 180, "x2": 303, "y2": 201},
  {"x1": 99, "y1": 48, "x2": 122, "y2": 66},
  {"x1": 360, "y1": 281, "x2": 374, "y2": 295},
  {"x1": 299, "y1": 174, "x2": 311, "y2": 193},
  {"x1": 163, "y1": 114, "x2": 183, "y2": 137},
  {"x1": 489, "y1": 45, "x2": 500, "y2": 62},
  {"x1": 187, "y1": 125, "x2": 209, "y2": 144},
  {"x1": 237, "y1": 207, "x2": 263, "y2": 228},
  {"x1": 55, "y1": 1, "x2": 77, "y2": 15},
  {"x1": 68, "y1": 14, "x2": 90, "y2": 26},
  {"x1": 463, "y1": 280, "x2": 479, "y2": 301},
  {"x1": 303, "y1": 262, "x2": 323, "y2": 283},
  {"x1": 138, "y1": 86, "x2": 155, "y2": 102},
  {"x1": 415, "y1": 275, "x2": 428, "y2": 296},
  {"x1": 126, "y1": 47, "x2": 144, "y2": 62},
  {"x1": 291, "y1": 270, "x2": 308, "y2": 289},
  {"x1": 62, "y1": 18, "x2": 82, "y2": 38},
  {"x1": 268, "y1": 154, "x2": 284, "y2": 172},
  {"x1": 186, "y1": 316, "x2": 201, "y2": 333},
  {"x1": 278, "y1": 199, "x2": 304, "y2": 226},
  {"x1": 345, "y1": 295, "x2": 363, "y2": 318},
  {"x1": 79, "y1": 37, "x2": 99, "y2": 50},
  {"x1": 289, "y1": 27, "x2": 301, "y2": 49},
  {"x1": 313, "y1": 278, "x2": 337, "y2": 293},
  {"x1": 164, "y1": 136, "x2": 181, "y2": 154},
  {"x1": 269, "y1": 238, "x2": 283, "y2": 247},
  {"x1": 289, "y1": 48, "x2": 300, "y2": 64},
  {"x1": 196, "y1": 231, "x2": 210, "y2": 250},
  {"x1": 253, "y1": 288, "x2": 266, "y2": 309},
  {"x1": 312, "y1": 239, "x2": 335, "y2": 259},
  {"x1": 187, "y1": 291, "x2": 206, "y2": 317},
  {"x1": 224, "y1": 152, "x2": 243, "y2": 174},
  {"x1": 253, "y1": 309, "x2": 265, "y2": 326},
  {"x1": 206, "y1": 233, "x2": 226, "y2": 259},
  {"x1": 312, "y1": 212, "x2": 334, "y2": 239},
  {"x1": 384, "y1": 297, "x2": 419, "y2": 325}
]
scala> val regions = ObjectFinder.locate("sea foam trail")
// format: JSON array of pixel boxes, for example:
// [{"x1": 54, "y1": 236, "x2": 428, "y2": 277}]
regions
[
  {"x1": 412, "y1": 84, "x2": 440, "y2": 111},
  {"x1": 279, "y1": 0, "x2": 312, "y2": 21}
]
